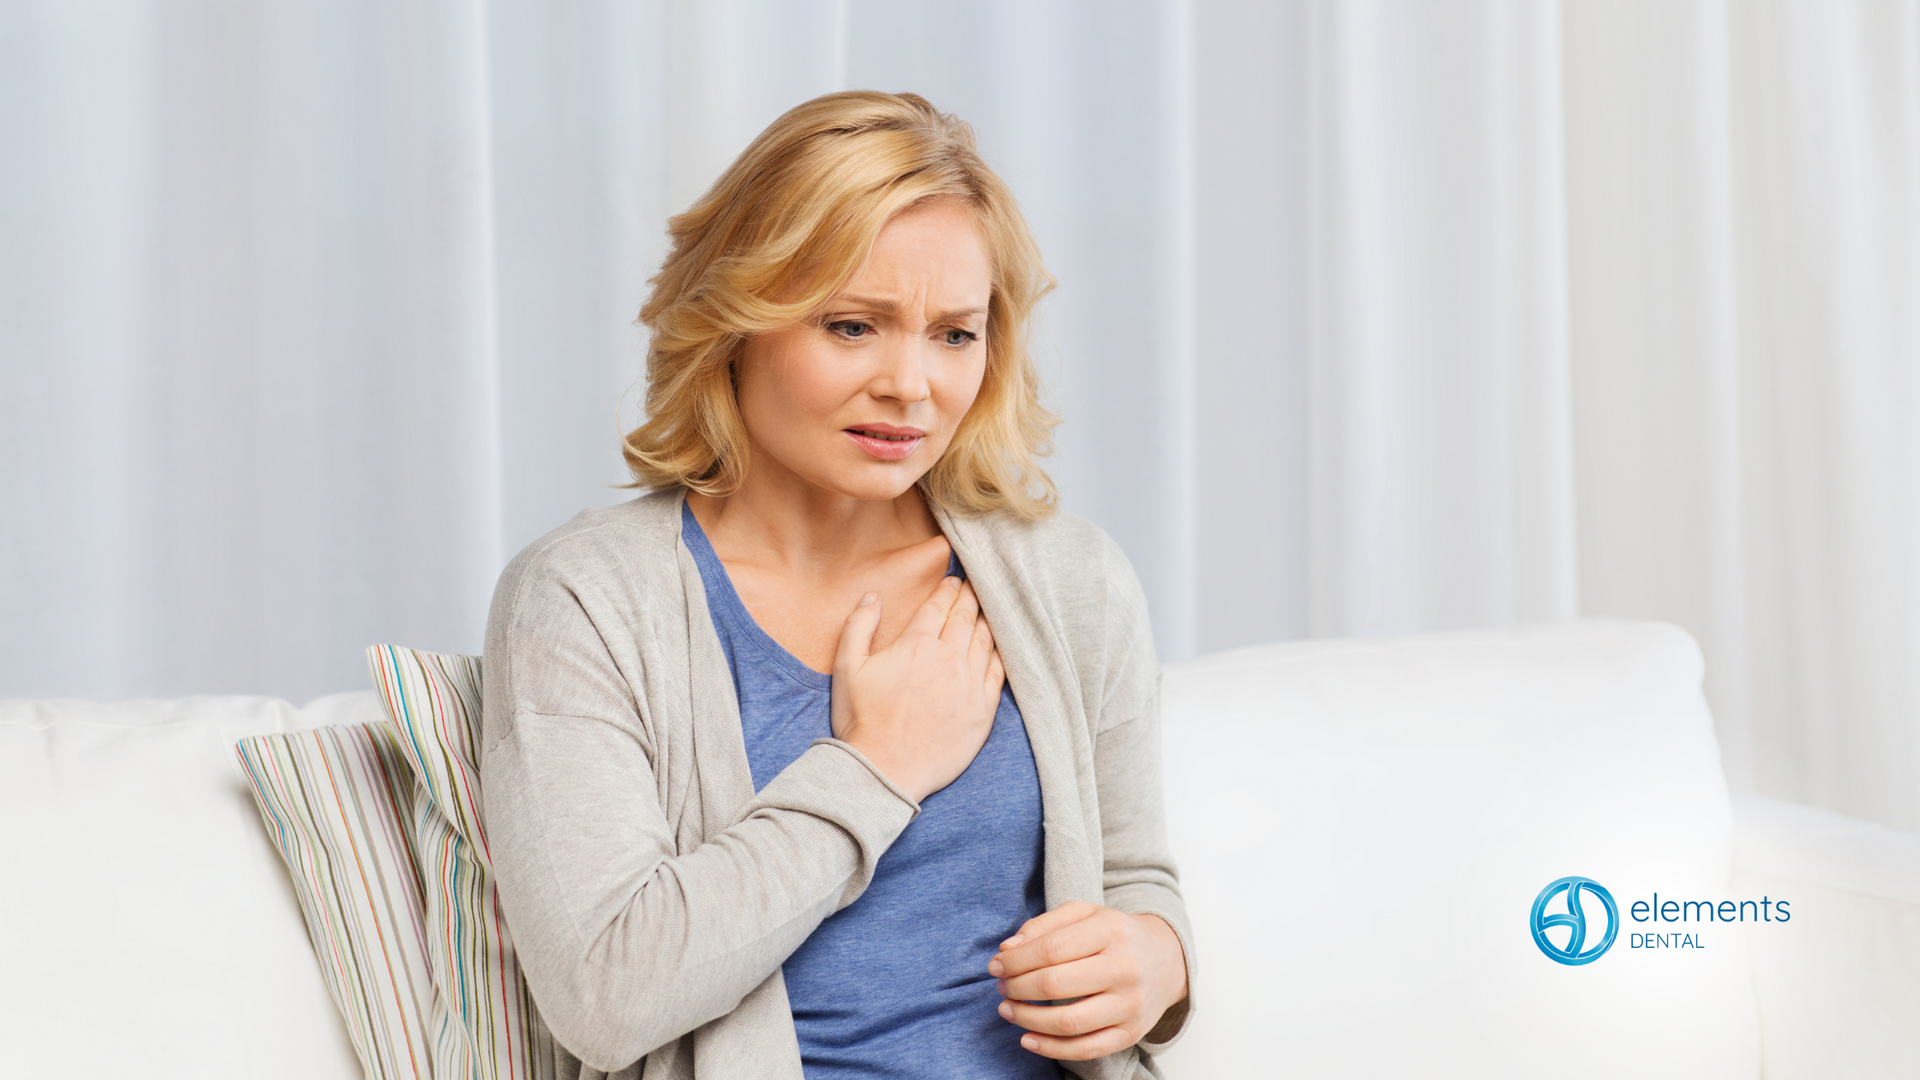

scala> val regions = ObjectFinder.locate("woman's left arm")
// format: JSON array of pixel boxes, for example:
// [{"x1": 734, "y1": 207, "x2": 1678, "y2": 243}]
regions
[{"x1": 990, "y1": 533, "x2": 1196, "y2": 1061}]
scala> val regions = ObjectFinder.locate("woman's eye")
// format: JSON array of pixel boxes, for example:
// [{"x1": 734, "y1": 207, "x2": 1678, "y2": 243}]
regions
[
  {"x1": 828, "y1": 320, "x2": 873, "y2": 339},
  {"x1": 943, "y1": 329, "x2": 978, "y2": 346}
]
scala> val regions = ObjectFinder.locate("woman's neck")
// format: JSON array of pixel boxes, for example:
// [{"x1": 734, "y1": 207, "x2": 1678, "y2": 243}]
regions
[
  {"x1": 684, "y1": 452, "x2": 956, "y2": 671},
  {"x1": 684, "y1": 469, "x2": 941, "y2": 581}
]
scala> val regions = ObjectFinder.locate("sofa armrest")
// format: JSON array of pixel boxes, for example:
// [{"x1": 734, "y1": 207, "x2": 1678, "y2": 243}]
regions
[{"x1": 1731, "y1": 793, "x2": 1920, "y2": 1079}]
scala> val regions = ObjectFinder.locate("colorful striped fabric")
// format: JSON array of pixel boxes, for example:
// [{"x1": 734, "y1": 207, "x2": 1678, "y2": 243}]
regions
[
  {"x1": 234, "y1": 722, "x2": 437, "y2": 1080},
  {"x1": 368, "y1": 645, "x2": 557, "y2": 1080}
]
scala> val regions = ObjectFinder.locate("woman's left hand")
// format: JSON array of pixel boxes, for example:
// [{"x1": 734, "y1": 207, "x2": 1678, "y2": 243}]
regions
[{"x1": 988, "y1": 901, "x2": 1189, "y2": 1060}]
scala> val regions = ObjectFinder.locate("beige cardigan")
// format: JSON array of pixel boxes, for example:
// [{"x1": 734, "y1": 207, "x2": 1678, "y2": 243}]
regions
[{"x1": 480, "y1": 488, "x2": 1196, "y2": 1080}]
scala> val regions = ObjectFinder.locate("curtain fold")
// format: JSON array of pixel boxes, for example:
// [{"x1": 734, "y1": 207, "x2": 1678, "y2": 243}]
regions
[
  {"x1": 1725, "y1": 0, "x2": 1920, "y2": 829},
  {"x1": 1304, "y1": 0, "x2": 1579, "y2": 638},
  {"x1": 0, "y1": 1, "x2": 505, "y2": 701},
  {"x1": 2, "y1": 0, "x2": 1916, "y2": 830},
  {"x1": 1563, "y1": 0, "x2": 1920, "y2": 830},
  {"x1": 1564, "y1": 0, "x2": 1752, "y2": 781}
]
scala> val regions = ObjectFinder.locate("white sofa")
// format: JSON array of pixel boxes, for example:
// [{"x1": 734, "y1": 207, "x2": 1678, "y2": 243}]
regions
[{"x1": 4, "y1": 620, "x2": 1916, "y2": 1078}]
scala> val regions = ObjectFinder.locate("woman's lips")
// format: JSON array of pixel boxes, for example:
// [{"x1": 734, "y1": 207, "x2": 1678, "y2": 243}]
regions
[{"x1": 843, "y1": 426, "x2": 925, "y2": 461}]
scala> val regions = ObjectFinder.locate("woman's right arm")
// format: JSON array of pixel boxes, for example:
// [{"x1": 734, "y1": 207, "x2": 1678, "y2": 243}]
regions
[
  {"x1": 484, "y1": 709, "x2": 914, "y2": 1070},
  {"x1": 479, "y1": 540, "x2": 998, "y2": 1071},
  {"x1": 477, "y1": 543, "x2": 912, "y2": 1071}
]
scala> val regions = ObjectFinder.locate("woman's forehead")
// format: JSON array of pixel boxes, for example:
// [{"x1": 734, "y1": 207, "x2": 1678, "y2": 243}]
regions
[{"x1": 832, "y1": 203, "x2": 991, "y2": 315}]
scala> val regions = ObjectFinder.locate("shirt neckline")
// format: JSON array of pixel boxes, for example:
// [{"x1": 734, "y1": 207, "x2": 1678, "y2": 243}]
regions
[
  {"x1": 678, "y1": 500, "x2": 967, "y2": 693},
  {"x1": 680, "y1": 501, "x2": 830, "y2": 691}
]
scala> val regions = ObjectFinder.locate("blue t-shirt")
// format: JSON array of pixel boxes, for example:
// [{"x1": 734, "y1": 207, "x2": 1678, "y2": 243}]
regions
[{"x1": 682, "y1": 503, "x2": 1058, "y2": 1080}]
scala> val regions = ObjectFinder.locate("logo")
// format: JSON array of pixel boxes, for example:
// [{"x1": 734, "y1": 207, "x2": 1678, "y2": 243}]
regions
[{"x1": 1531, "y1": 876, "x2": 1618, "y2": 965}]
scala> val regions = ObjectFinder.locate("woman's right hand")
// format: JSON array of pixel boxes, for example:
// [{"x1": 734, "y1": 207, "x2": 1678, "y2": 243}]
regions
[{"x1": 830, "y1": 575, "x2": 1005, "y2": 803}]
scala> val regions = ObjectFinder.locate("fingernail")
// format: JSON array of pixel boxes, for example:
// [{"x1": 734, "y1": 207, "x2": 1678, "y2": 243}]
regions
[
  {"x1": 997, "y1": 1000, "x2": 1012, "y2": 1019},
  {"x1": 859, "y1": 592, "x2": 877, "y2": 607},
  {"x1": 987, "y1": 958, "x2": 1003, "y2": 977},
  {"x1": 1002, "y1": 934, "x2": 1024, "y2": 948},
  {"x1": 1022, "y1": 1035, "x2": 1039, "y2": 1051},
  {"x1": 996, "y1": 978, "x2": 1008, "y2": 996}
]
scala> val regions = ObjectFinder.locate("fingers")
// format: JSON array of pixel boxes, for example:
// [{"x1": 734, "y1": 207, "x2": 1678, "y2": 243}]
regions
[
  {"x1": 994, "y1": 923, "x2": 1106, "y2": 980},
  {"x1": 940, "y1": 580, "x2": 981, "y2": 646},
  {"x1": 904, "y1": 574, "x2": 964, "y2": 639},
  {"x1": 1015, "y1": 1025, "x2": 1140, "y2": 1062},
  {"x1": 968, "y1": 608, "x2": 996, "y2": 668},
  {"x1": 979, "y1": 650, "x2": 1006, "y2": 726},
  {"x1": 832, "y1": 592, "x2": 882, "y2": 674},
  {"x1": 990, "y1": 905, "x2": 1170, "y2": 1061},
  {"x1": 997, "y1": 952, "x2": 1114, "y2": 1005},
  {"x1": 968, "y1": 600, "x2": 1003, "y2": 712},
  {"x1": 1004, "y1": 900, "x2": 1100, "y2": 951},
  {"x1": 998, "y1": 997, "x2": 1140, "y2": 1060},
  {"x1": 989, "y1": 901, "x2": 1102, "y2": 978}
]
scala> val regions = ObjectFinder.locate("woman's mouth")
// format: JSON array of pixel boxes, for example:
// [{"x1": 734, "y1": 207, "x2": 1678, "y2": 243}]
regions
[{"x1": 843, "y1": 425, "x2": 925, "y2": 461}]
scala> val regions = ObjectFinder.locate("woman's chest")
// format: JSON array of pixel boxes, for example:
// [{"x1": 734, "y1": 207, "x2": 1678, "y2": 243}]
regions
[{"x1": 720, "y1": 546, "x2": 956, "y2": 673}]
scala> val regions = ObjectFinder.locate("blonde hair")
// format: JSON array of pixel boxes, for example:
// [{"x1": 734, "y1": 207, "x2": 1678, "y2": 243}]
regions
[{"x1": 623, "y1": 90, "x2": 1059, "y2": 519}]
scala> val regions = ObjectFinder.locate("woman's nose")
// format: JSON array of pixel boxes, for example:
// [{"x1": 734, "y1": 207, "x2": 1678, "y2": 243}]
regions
[{"x1": 868, "y1": 339, "x2": 932, "y2": 403}]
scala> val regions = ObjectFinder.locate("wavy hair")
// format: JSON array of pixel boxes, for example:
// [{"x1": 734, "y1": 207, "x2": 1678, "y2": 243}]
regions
[{"x1": 623, "y1": 90, "x2": 1059, "y2": 518}]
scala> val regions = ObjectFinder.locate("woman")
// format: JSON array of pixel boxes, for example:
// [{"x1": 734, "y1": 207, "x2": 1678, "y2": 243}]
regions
[{"x1": 480, "y1": 91, "x2": 1193, "y2": 1080}]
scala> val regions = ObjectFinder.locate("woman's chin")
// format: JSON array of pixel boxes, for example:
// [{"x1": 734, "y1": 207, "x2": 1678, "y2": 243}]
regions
[{"x1": 806, "y1": 463, "x2": 929, "y2": 504}]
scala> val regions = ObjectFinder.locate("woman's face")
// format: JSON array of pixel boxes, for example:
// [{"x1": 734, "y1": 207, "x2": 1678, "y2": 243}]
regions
[{"x1": 734, "y1": 197, "x2": 992, "y2": 504}]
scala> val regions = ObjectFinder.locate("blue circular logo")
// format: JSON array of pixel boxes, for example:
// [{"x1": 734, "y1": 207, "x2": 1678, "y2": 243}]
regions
[{"x1": 1531, "y1": 876, "x2": 1618, "y2": 965}]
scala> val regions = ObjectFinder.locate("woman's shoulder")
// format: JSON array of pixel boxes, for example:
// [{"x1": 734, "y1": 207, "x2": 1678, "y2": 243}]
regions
[
  {"x1": 945, "y1": 504, "x2": 1159, "y2": 731},
  {"x1": 944, "y1": 504, "x2": 1148, "y2": 622},
  {"x1": 491, "y1": 489, "x2": 687, "y2": 619},
  {"x1": 968, "y1": 504, "x2": 1125, "y2": 563}
]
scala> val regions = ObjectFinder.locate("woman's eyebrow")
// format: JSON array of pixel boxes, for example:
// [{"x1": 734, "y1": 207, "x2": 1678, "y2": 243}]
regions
[
  {"x1": 826, "y1": 295, "x2": 987, "y2": 322},
  {"x1": 827, "y1": 295, "x2": 899, "y2": 314}
]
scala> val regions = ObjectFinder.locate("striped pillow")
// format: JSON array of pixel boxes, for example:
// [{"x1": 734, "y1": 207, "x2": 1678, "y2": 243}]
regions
[
  {"x1": 368, "y1": 645, "x2": 557, "y2": 1080},
  {"x1": 235, "y1": 723, "x2": 437, "y2": 1080}
]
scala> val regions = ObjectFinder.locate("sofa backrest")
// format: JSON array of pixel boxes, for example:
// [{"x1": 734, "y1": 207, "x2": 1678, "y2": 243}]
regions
[
  {"x1": 0, "y1": 693, "x2": 377, "y2": 1079},
  {"x1": 3, "y1": 620, "x2": 1764, "y2": 1078},
  {"x1": 1151, "y1": 619, "x2": 1760, "y2": 1078}
]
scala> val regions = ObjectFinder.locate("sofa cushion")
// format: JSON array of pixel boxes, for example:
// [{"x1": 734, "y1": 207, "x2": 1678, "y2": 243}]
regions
[
  {"x1": 1151, "y1": 620, "x2": 1760, "y2": 1079},
  {"x1": 367, "y1": 644, "x2": 555, "y2": 1080},
  {"x1": 235, "y1": 719, "x2": 437, "y2": 1080},
  {"x1": 0, "y1": 695, "x2": 374, "y2": 1078}
]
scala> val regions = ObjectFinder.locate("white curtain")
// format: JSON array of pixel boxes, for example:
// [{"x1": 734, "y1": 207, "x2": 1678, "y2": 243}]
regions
[
  {"x1": 3, "y1": 1, "x2": 1916, "y2": 832},
  {"x1": 1560, "y1": 0, "x2": 1920, "y2": 832}
]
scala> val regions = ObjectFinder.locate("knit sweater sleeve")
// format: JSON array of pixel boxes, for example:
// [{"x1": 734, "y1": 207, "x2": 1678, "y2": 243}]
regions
[
  {"x1": 478, "y1": 522, "x2": 918, "y2": 1072},
  {"x1": 1088, "y1": 531, "x2": 1197, "y2": 1053}
]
